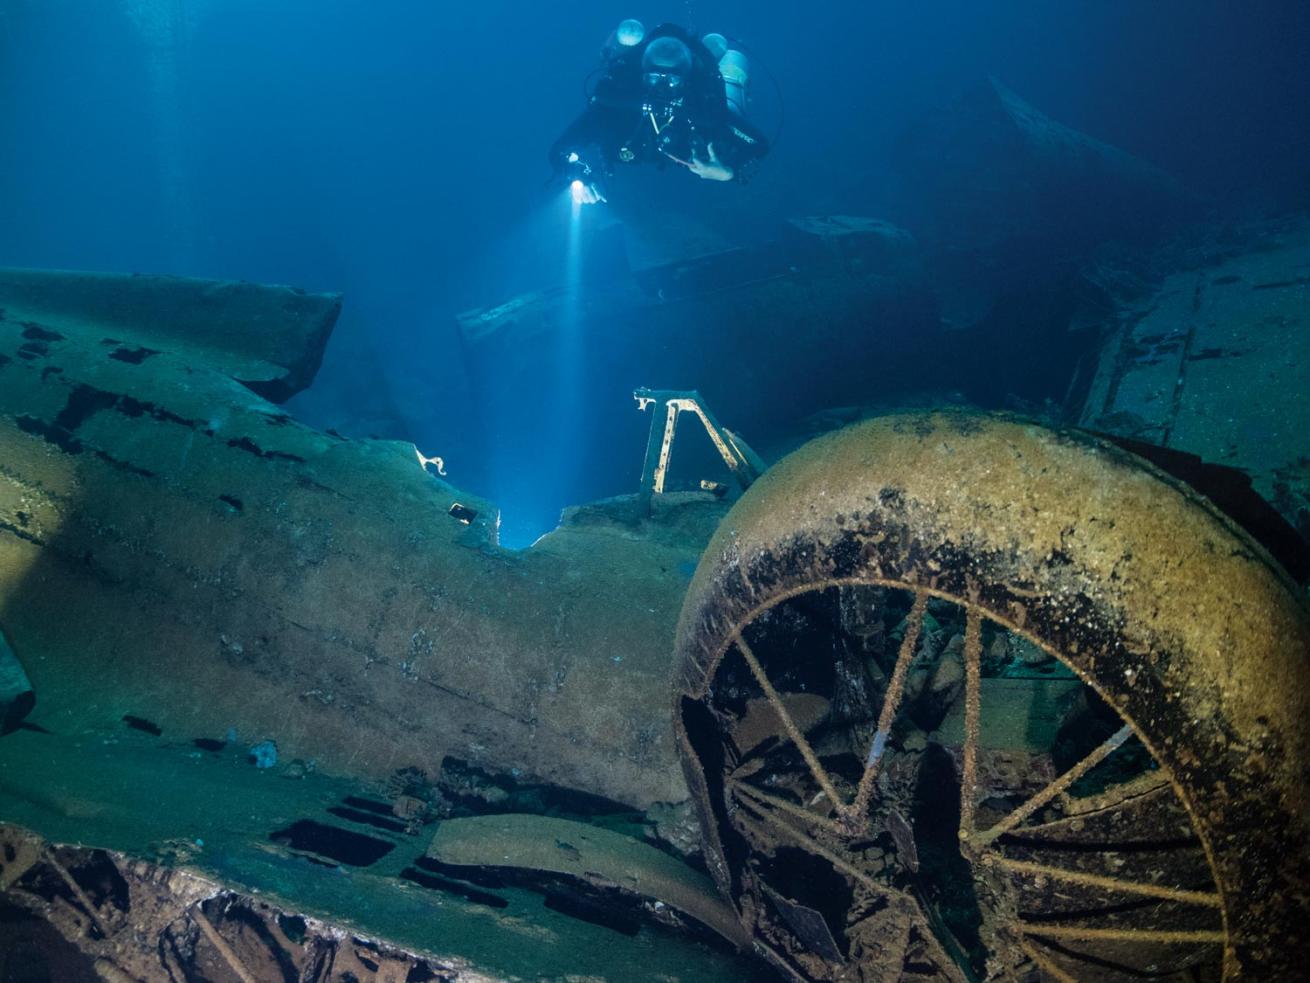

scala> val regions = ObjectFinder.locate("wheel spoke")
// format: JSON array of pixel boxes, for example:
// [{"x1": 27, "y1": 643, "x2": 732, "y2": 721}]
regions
[
  {"x1": 1019, "y1": 941, "x2": 1080, "y2": 983},
  {"x1": 848, "y1": 590, "x2": 928, "y2": 822},
  {"x1": 732, "y1": 633, "x2": 845, "y2": 808},
  {"x1": 1017, "y1": 770, "x2": 1171, "y2": 829},
  {"x1": 993, "y1": 856, "x2": 1221, "y2": 907},
  {"x1": 730, "y1": 778, "x2": 847, "y2": 837},
  {"x1": 697, "y1": 584, "x2": 1228, "y2": 980},
  {"x1": 968, "y1": 725, "x2": 1132, "y2": 849},
  {"x1": 1017, "y1": 924, "x2": 1225, "y2": 944},
  {"x1": 736, "y1": 792, "x2": 882, "y2": 892},
  {"x1": 958, "y1": 606, "x2": 983, "y2": 838}
]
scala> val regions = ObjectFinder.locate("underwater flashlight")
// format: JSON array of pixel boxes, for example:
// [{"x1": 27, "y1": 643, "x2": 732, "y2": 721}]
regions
[{"x1": 570, "y1": 180, "x2": 604, "y2": 205}]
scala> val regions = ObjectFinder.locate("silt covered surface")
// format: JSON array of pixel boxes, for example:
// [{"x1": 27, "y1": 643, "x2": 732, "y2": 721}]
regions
[{"x1": 0, "y1": 269, "x2": 719, "y2": 812}]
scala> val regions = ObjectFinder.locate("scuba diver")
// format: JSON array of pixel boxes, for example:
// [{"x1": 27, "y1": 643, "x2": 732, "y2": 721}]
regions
[{"x1": 550, "y1": 20, "x2": 771, "y2": 204}]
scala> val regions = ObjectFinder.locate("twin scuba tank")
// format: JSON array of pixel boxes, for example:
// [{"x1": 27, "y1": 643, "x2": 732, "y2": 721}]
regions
[{"x1": 699, "y1": 31, "x2": 749, "y2": 116}]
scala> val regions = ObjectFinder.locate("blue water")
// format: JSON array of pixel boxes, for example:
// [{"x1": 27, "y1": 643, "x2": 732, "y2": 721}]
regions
[{"x1": 2, "y1": 1, "x2": 1308, "y2": 545}]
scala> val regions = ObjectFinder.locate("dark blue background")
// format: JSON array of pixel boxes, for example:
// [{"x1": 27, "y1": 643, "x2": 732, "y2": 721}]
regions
[{"x1": 3, "y1": 1, "x2": 1308, "y2": 544}]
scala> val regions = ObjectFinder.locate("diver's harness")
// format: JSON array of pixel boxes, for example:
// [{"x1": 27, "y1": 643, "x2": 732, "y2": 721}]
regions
[
  {"x1": 631, "y1": 95, "x2": 700, "y2": 165},
  {"x1": 583, "y1": 31, "x2": 712, "y2": 169}
]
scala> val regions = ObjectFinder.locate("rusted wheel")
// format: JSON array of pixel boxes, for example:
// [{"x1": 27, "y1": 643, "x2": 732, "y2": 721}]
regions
[{"x1": 673, "y1": 412, "x2": 1310, "y2": 981}]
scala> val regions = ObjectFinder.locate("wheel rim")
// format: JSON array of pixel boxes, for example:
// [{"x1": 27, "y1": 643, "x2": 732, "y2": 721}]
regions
[
  {"x1": 673, "y1": 412, "x2": 1310, "y2": 982},
  {"x1": 694, "y1": 580, "x2": 1224, "y2": 980}
]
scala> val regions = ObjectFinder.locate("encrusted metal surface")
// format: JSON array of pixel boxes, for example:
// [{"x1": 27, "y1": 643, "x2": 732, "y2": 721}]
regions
[
  {"x1": 0, "y1": 826, "x2": 499, "y2": 983},
  {"x1": 0, "y1": 267, "x2": 340, "y2": 401},
  {"x1": 0, "y1": 278, "x2": 721, "y2": 809},
  {"x1": 673, "y1": 411, "x2": 1310, "y2": 980}
]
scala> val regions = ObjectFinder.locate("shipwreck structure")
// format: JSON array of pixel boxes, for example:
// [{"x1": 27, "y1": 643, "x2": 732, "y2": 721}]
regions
[
  {"x1": 3, "y1": 264, "x2": 1309, "y2": 981},
  {"x1": 3, "y1": 81, "x2": 1310, "y2": 983},
  {"x1": 0, "y1": 267, "x2": 706, "y2": 810},
  {"x1": 674, "y1": 413, "x2": 1310, "y2": 981}
]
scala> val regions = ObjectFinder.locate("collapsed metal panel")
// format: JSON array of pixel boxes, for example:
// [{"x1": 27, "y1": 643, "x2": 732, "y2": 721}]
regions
[
  {"x1": 1080, "y1": 215, "x2": 1310, "y2": 544},
  {"x1": 898, "y1": 77, "x2": 1184, "y2": 250},
  {"x1": 0, "y1": 826, "x2": 494, "y2": 983},
  {"x1": 896, "y1": 78, "x2": 1187, "y2": 334},
  {"x1": 0, "y1": 267, "x2": 341, "y2": 401},
  {"x1": 0, "y1": 269, "x2": 713, "y2": 809}
]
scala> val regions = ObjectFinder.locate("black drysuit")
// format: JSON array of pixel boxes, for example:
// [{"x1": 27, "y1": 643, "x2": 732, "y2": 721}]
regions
[{"x1": 549, "y1": 25, "x2": 769, "y2": 185}]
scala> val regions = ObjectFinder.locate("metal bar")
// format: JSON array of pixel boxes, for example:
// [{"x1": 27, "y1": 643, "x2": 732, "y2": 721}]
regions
[
  {"x1": 44, "y1": 849, "x2": 110, "y2": 939},
  {"x1": 193, "y1": 907, "x2": 258, "y2": 983},
  {"x1": 848, "y1": 591, "x2": 927, "y2": 824},
  {"x1": 731, "y1": 778, "x2": 847, "y2": 836},
  {"x1": 654, "y1": 401, "x2": 680, "y2": 494},
  {"x1": 635, "y1": 391, "x2": 667, "y2": 510},
  {"x1": 1019, "y1": 941, "x2": 1080, "y2": 983},
  {"x1": 995, "y1": 856, "x2": 1221, "y2": 907},
  {"x1": 1018, "y1": 924, "x2": 1224, "y2": 944},
  {"x1": 959, "y1": 606, "x2": 983, "y2": 837},
  {"x1": 734, "y1": 634, "x2": 845, "y2": 809},
  {"x1": 736, "y1": 796, "x2": 881, "y2": 893},
  {"x1": 686, "y1": 401, "x2": 748, "y2": 474},
  {"x1": 970, "y1": 725, "x2": 1132, "y2": 848}
]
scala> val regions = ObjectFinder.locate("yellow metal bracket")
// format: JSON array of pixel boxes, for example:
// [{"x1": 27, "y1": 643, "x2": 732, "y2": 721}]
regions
[{"x1": 634, "y1": 388, "x2": 762, "y2": 511}]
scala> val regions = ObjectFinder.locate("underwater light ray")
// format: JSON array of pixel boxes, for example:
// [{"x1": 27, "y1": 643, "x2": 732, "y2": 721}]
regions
[
  {"x1": 468, "y1": 194, "x2": 585, "y2": 547},
  {"x1": 465, "y1": 188, "x2": 591, "y2": 549},
  {"x1": 557, "y1": 185, "x2": 585, "y2": 453}
]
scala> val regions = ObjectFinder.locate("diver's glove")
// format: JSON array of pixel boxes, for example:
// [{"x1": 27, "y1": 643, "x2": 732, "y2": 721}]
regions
[{"x1": 687, "y1": 142, "x2": 734, "y2": 182}]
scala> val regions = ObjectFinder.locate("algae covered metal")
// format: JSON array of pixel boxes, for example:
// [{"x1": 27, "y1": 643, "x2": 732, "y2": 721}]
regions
[
  {"x1": 0, "y1": 268, "x2": 711, "y2": 810},
  {"x1": 4, "y1": 267, "x2": 1310, "y2": 981},
  {"x1": 673, "y1": 411, "x2": 1310, "y2": 980}
]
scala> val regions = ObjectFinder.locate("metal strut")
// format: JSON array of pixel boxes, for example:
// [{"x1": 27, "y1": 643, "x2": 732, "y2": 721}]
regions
[{"x1": 634, "y1": 388, "x2": 762, "y2": 512}]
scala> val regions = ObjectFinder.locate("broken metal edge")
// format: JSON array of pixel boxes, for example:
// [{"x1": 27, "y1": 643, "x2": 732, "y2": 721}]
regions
[
  {"x1": 0, "y1": 822, "x2": 500, "y2": 983},
  {"x1": 0, "y1": 267, "x2": 342, "y2": 402},
  {"x1": 425, "y1": 813, "x2": 752, "y2": 950}
]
